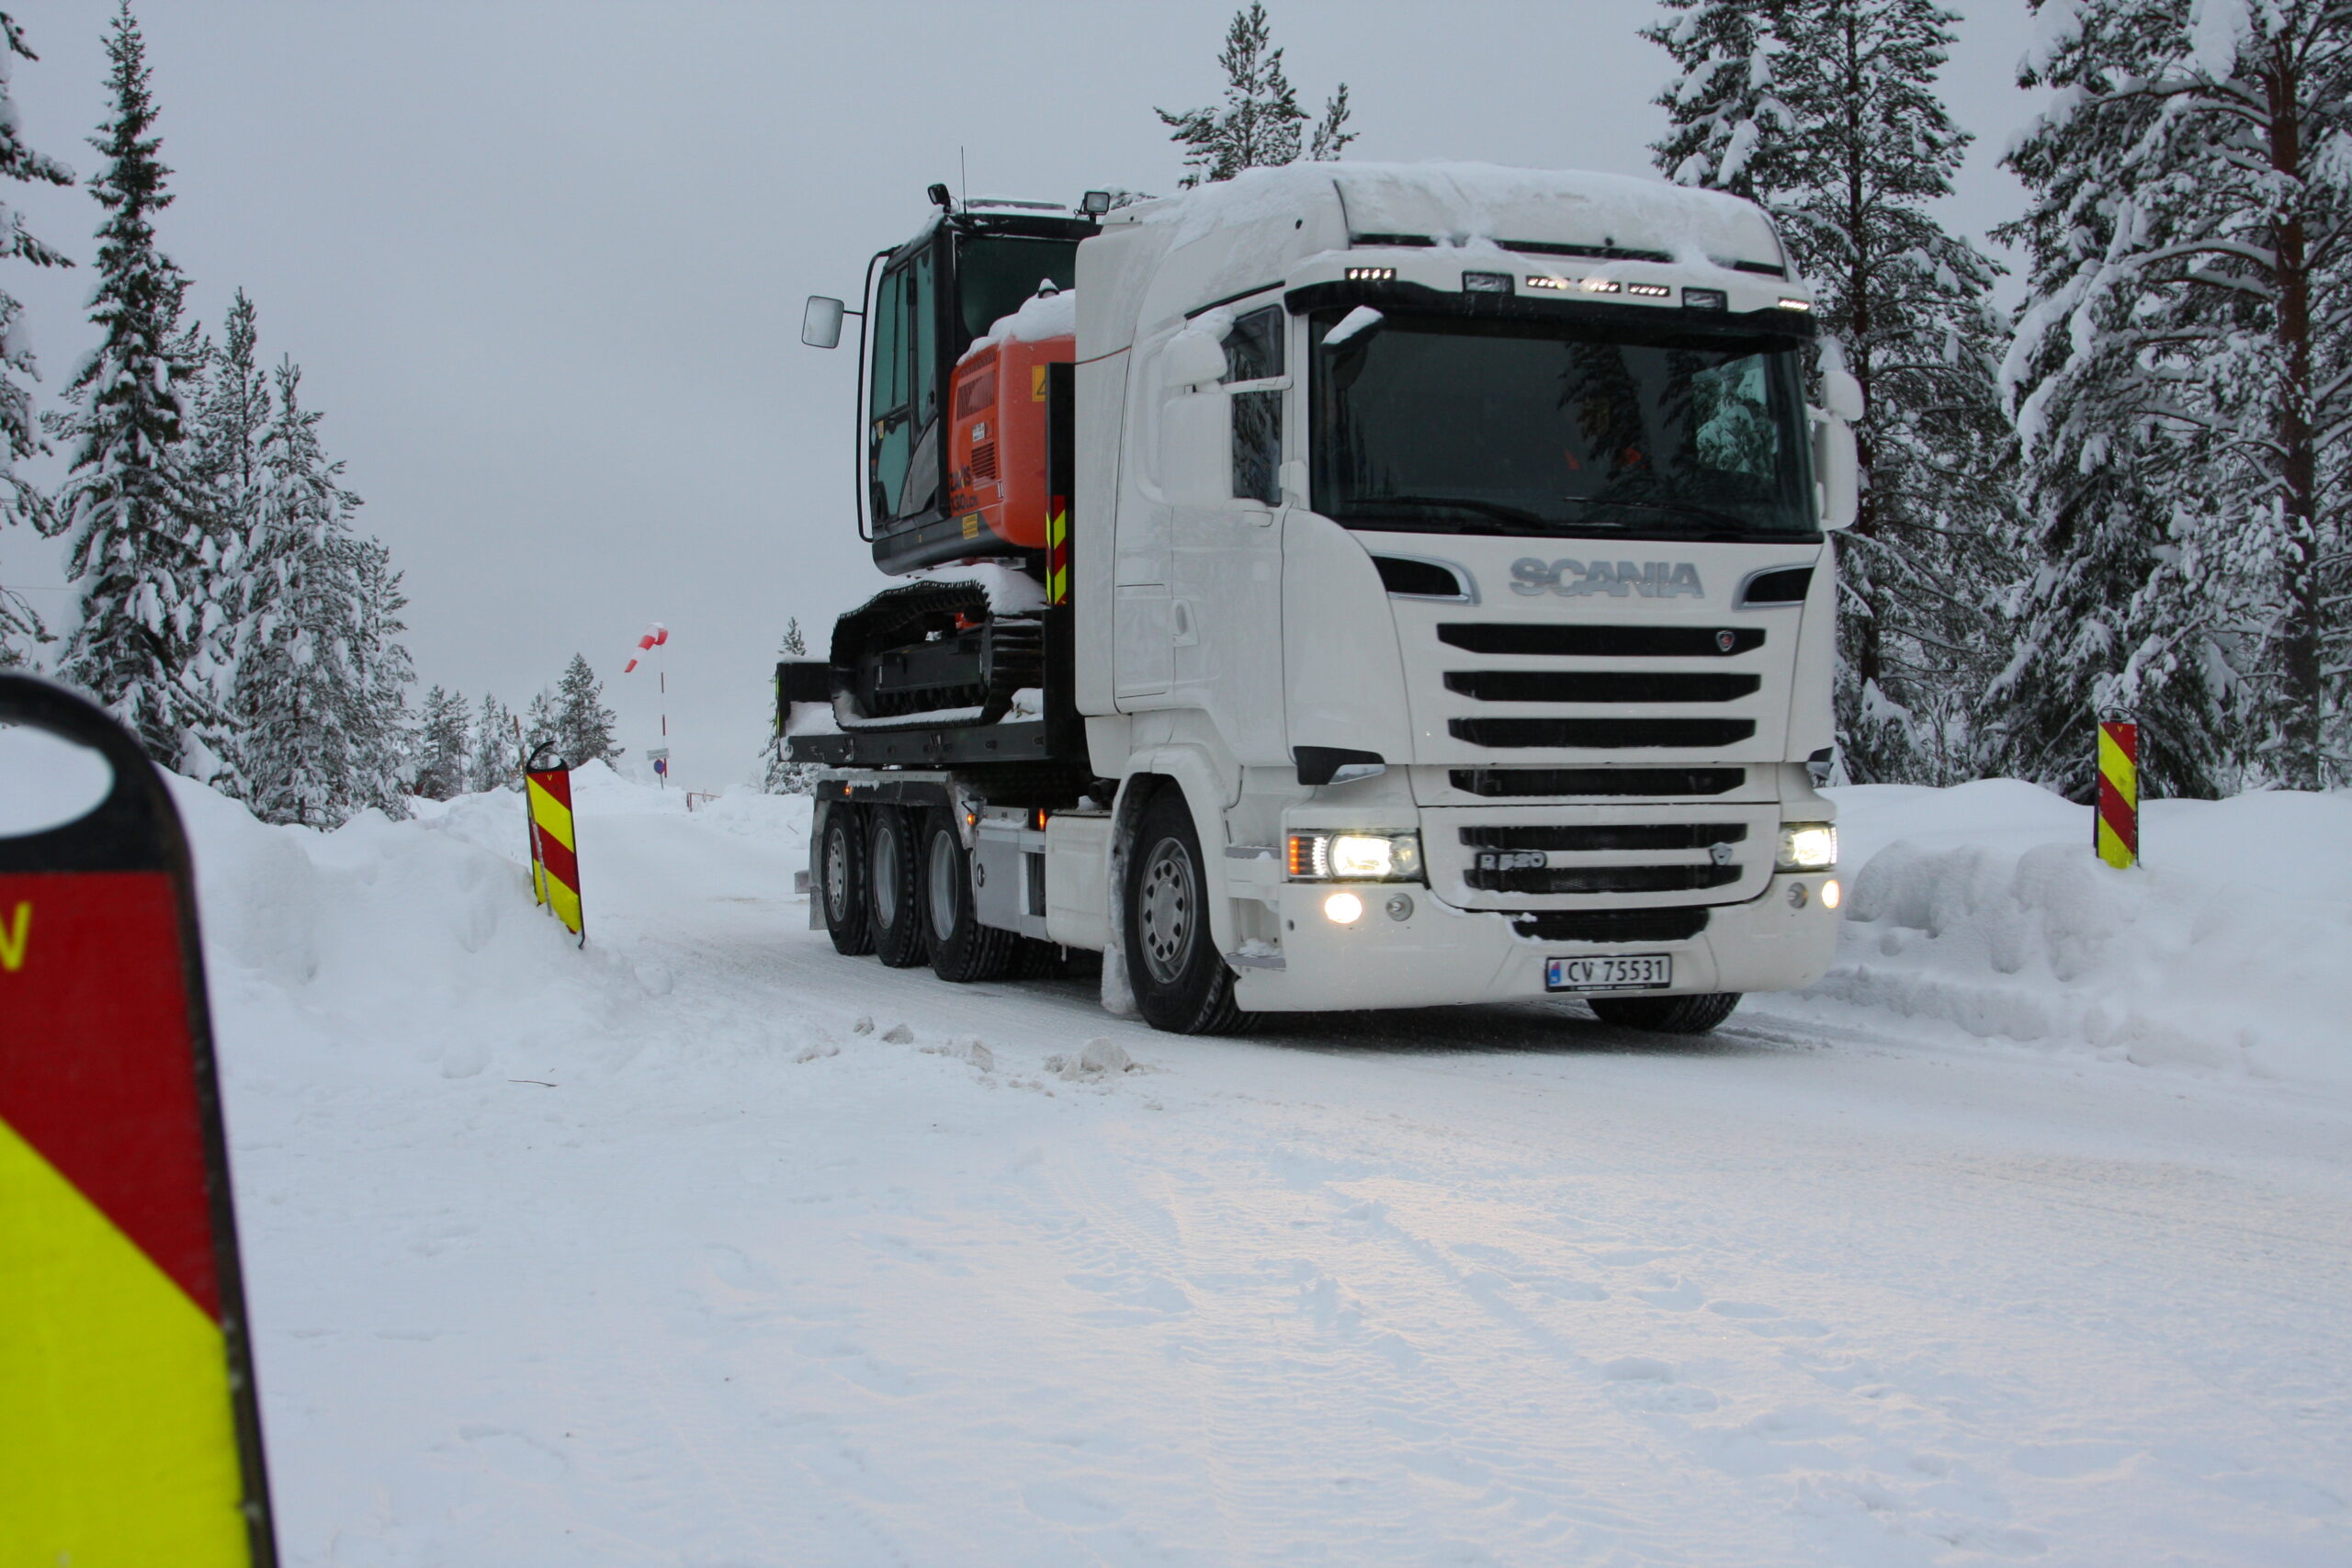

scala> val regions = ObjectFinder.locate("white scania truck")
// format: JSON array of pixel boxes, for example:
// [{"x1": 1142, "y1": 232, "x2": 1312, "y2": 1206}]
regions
[{"x1": 786, "y1": 164, "x2": 1856, "y2": 1035}]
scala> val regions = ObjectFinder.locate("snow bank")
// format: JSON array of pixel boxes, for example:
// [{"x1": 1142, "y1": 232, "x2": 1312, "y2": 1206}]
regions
[
  {"x1": 1804, "y1": 781, "x2": 2352, "y2": 1092},
  {"x1": 165, "y1": 766, "x2": 662, "y2": 1087}
]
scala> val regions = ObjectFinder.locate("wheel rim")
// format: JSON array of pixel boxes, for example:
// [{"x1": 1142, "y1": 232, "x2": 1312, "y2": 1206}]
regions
[
  {"x1": 1136, "y1": 834, "x2": 1197, "y2": 987},
  {"x1": 928, "y1": 829, "x2": 960, "y2": 944},
  {"x1": 871, "y1": 820, "x2": 899, "y2": 927},
  {"x1": 824, "y1": 821, "x2": 854, "y2": 923}
]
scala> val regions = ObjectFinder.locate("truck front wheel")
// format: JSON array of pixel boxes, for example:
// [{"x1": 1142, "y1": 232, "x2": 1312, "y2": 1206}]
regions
[
  {"x1": 819, "y1": 803, "x2": 874, "y2": 956},
  {"x1": 1587, "y1": 993, "x2": 1740, "y2": 1034},
  {"x1": 923, "y1": 810, "x2": 1018, "y2": 983},
  {"x1": 1125, "y1": 788, "x2": 1252, "y2": 1035},
  {"x1": 866, "y1": 806, "x2": 929, "y2": 968}
]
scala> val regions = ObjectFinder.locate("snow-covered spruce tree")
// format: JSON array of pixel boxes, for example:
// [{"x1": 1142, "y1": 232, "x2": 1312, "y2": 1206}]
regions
[
  {"x1": 0, "y1": 9, "x2": 74, "y2": 664},
  {"x1": 552, "y1": 652, "x2": 618, "y2": 765},
  {"x1": 347, "y1": 535, "x2": 414, "y2": 813},
  {"x1": 412, "y1": 684, "x2": 469, "y2": 799},
  {"x1": 228, "y1": 359, "x2": 396, "y2": 826},
  {"x1": 1646, "y1": 0, "x2": 2018, "y2": 784},
  {"x1": 190, "y1": 288, "x2": 266, "y2": 554},
  {"x1": 48, "y1": 3, "x2": 228, "y2": 769},
  {"x1": 1996, "y1": 0, "x2": 2352, "y2": 793},
  {"x1": 1157, "y1": 3, "x2": 1354, "y2": 187},
  {"x1": 468, "y1": 690, "x2": 517, "y2": 792},
  {"x1": 1642, "y1": 0, "x2": 1793, "y2": 202}
]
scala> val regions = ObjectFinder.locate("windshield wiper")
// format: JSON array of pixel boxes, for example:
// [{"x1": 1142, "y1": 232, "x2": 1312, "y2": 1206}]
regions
[
  {"x1": 1563, "y1": 496, "x2": 1767, "y2": 535},
  {"x1": 1341, "y1": 494, "x2": 1552, "y2": 530}
]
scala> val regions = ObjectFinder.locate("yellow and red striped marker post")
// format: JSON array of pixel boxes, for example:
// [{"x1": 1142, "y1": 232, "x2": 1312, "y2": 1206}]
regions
[
  {"x1": 526, "y1": 755, "x2": 585, "y2": 944},
  {"x1": 2096, "y1": 719, "x2": 2138, "y2": 869},
  {"x1": 1046, "y1": 497, "x2": 1070, "y2": 605},
  {"x1": 0, "y1": 673, "x2": 279, "y2": 1566}
]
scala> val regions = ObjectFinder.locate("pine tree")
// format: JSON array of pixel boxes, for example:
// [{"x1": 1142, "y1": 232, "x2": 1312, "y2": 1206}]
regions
[
  {"x1": 412, "y1": 684, "x2": 470, "y2": 799},
  {"x1": 551, "y1": 652, "x2": 618, "y2": 765},
  {"x1": 1642, "y1": 0, "x2": 1792, "y2": 200},
  {"x1": 49, "y1": 3, "x2": 227, "y2": 773},
  {"x1": 1645, "y1": 0, "x2": 2017, "y2": 784},
  {"x1": 228, "y1": 358, "x2": 400, "y2": 826},
  {"x1": 0, "y1": 10, "x2": 74, "y2": 663},
  {"x1": 1996, "y1": 0, "x2": 2352, "y2": 792},
  {"x1": 1157, "y1": 4, "x2": 1354, "y2": 186},
  {"x1": 191, "y1": 289, "x2": 266, "y2": 557},
  {"x1": 468, "y1": 691, "x2": 517, "y2": 792},
  {"x1": 346, "y1": 535, "x2": 413, "y2": 814}
]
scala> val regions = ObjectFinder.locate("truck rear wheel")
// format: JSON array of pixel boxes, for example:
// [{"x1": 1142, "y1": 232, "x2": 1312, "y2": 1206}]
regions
[
  {"x1": 1588, "y1": 992, "x2": 1740, "y2": 1034},
  {"x1": 866, "y1": 806, "x2": 929, "y2": 968},
  {"x1": 923, "y1": 810, "x2": 1018, "y2": 983},
  {"x1": 819, "y1": 803, "x2": 874, "y2": 956},
  {"x1": 1125, "y1": 787, "x2": 1252, "y2": 1035}
]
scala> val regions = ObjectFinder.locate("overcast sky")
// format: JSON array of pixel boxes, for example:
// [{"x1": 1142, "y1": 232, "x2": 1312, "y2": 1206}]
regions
[{"x1": 0, "y1": 0, "x2": 2042, "y2": 789}]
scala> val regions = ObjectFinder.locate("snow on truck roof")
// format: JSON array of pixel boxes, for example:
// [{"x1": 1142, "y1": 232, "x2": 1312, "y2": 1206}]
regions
[{"x1": 1080, "y1": 162, "x2": 1788, "y2": 348}]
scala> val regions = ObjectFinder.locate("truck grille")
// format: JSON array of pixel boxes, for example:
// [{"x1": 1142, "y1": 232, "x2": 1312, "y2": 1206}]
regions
[
  {"x1": 1444, "y1": 671, "x2": 1759, "y2": 703},
  {"x1": 1422, "y1": 801, "x2": 1774, "y2": 912},
  {"x1": 1449, "y1": 767, "x2": 1747, "y2": 797},
  {"x1": 1509, "y1": 908, "x2": 1711, "y2": 942},
  {"x1": 1467, "y1": 863, "x2": 1742, "y2": 895},
  {"x1": 1451, "y1": 717, "x2": 1757, "y2": 749},
  {"x1": 1463, "y1": 824, "x2": 1749, "y2": 852},
  {"x1": 1439, "y1": 624, "x2": 1765, "y2": 657}
]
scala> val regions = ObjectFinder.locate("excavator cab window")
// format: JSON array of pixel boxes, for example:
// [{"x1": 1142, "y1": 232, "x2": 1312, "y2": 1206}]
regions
[
  {"x1": 955, "y1": 235, "x2": 1080, "y2": 344},
  {"x1": 869, "y1": 264, "x2": 911, "y2": 520}
]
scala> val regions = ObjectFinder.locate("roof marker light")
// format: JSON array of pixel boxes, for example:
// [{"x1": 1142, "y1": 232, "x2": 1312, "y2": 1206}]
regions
[
  {"x1": 1345, "y1": 265, "x2": 1396, "y2": 281},
  {"x1": 1579, "y1": 277, "x2": 1622, "y2": 294},
  {"x1": 1779, "y1": 297, "x2": 1814, "y2": 311},
  {"x1": 1626, "y1": 282, "x2": 1672, "y2": 298},
  {"x1": 1525, "y1": 275, "x2": 1567, "y2": 291}
]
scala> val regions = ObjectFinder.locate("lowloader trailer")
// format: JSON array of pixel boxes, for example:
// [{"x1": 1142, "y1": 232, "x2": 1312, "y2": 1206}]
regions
[{"x1": 785, "y1": 164, "x2": 1857, "y2": 1035}]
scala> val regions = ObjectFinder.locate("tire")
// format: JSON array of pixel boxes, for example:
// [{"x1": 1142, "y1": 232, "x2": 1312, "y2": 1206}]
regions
[
  {"x1": 1124, "y1": 786, "x2": 1252, "y2": 1035},
  {"x1": 923, "y1": 810, "x2": 1019, "y2": 982},
  {"x1": 818, "y1": 803, "x2": 874, "y2": 956},
  {"x1": 1587, "y1": 992, "x2": 1741, "y2": 1034},
  {"x1": 866, "y1": 805, "x2": 929, "y2": 968}
]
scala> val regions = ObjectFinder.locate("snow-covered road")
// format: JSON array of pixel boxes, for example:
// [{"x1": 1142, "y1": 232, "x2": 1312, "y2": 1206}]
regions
[{"x1": 182, "y1": 773, "x2": 2350, "y2": 1566}]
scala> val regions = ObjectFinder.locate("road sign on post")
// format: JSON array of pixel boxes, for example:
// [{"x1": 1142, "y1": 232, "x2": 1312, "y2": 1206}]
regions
[
  {"x1": 2097, "y1": 719, "x2": 2139, "y2": 869},
  {"x1": 0, "y1": 673, "x2": 281, "y2": 1567},
  {"x1": 525, "y1": 744, "x2": 585, "y2": 944}
]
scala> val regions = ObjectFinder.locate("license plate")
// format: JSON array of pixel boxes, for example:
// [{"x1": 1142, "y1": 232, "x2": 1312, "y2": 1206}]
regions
[{"x1": 1546, "y1": 953, "x2": 1672, "y2": 992}]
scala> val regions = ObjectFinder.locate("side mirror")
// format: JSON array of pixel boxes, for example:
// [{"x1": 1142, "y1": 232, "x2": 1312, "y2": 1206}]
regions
[
  {"x1": 1162, "y1": 328, "x2": 1226, "y2": 389},
  {"x1": 1819, "y1": 366, "x2": 1863, "y2": 422},
  {"x1": 801, "y1": 295, "x2": 845, "y2": 350},
  {"x1": 1159, "y1": 389, "x2": 1230, "y2": 508},
  {"x1": 1812, "y1": 411, "x2": 1858, "y2": 532}
]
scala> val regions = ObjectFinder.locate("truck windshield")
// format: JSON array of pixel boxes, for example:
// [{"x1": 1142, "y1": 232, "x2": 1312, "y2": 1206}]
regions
[
  {"x1": 1311, "y1": 311, "x2": 1816, "y2": 538},
  {"x1": 956, "y1": 234, "x2": 1080, "y2": 344}
]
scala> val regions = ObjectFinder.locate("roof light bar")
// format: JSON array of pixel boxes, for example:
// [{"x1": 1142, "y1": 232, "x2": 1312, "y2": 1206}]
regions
[
  {"x1": 1579, "y1": 277, "x2": 1622, "y2": 294},
  {"x1": 1778, "y1": 297, "x2": 1814, "y2": 311},
  {"x1": 1525, "y1": 275, "x2": 1567, "y2": 290},
  {"x1": 1345, "y1": 265, "x2": 1397, "y2": 281},
  {"x1": 1626, "y1": 282, "x2": 1672, "y2": 298}
]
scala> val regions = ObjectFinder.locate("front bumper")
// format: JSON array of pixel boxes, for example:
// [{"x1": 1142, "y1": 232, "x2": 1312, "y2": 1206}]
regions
[{"x1": 1230, "y1": 874, "x2": 1840, "y2": 1013}]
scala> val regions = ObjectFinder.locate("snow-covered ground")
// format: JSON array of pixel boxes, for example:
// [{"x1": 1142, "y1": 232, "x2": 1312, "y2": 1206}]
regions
[{"x1": 30, "y1": 746, "x2": 2352, "y2": 1565}]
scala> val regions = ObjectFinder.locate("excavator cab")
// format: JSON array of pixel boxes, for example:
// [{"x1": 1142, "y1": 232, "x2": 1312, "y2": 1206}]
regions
[{"x1": 814, "y1": 189, "x2": 1096, "y2": 576}]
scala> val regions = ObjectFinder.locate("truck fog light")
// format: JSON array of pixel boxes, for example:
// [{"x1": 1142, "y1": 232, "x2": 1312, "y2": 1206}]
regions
[
  {"x1": 1821, "y1": 878, "x2": 1842, "y2": 910},
  {"x1": 1385, "y1": 893, "x2": 1414, "y2": 922},
  {"x1": 1323, "y1": 892, "x2": 1364, "y2": 925}
]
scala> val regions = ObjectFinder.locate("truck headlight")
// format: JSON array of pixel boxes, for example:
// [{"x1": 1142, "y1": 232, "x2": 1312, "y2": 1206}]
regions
[
  {"x1": 1776, "y1": 822, "x2": 1838, "y2": 872},
  {"x1": 1288, "y1": 830, "x2": 1423, "y2": 882}
]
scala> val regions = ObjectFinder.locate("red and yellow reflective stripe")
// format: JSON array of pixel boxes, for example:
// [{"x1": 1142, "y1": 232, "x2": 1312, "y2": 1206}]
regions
[
  {"x1": 526, "y1": 769, "x2": 584, "y2": 937},
  {"x1": 1046, "y1": 498, "x2": 1069, "y2": 606},
  {"x1": 0, "y1": 870, "x2": 260, "y2": 1564},
  {"x1": 2097, "y1": 720, "x2": 2138, "y2": 869}
]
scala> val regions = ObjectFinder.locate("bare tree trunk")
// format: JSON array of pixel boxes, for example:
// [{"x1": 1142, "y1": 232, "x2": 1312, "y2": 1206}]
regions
[{"x1": 2267, "y1": 44, "x2": 2321, "y2": 789}]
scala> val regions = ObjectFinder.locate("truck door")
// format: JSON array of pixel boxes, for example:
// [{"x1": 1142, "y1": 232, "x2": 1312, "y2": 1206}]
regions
[
  {"x1": 868, "y1": 244, "x2": 944, "y2": 527},
  {"x1": 1170, "y1": 302, "x2": 1288, "y2": 759}
]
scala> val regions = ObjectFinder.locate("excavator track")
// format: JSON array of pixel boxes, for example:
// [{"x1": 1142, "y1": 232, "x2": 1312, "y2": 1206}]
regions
[{"x1": 827, "y1": 579, "x2": 1044, "y2": 728}]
